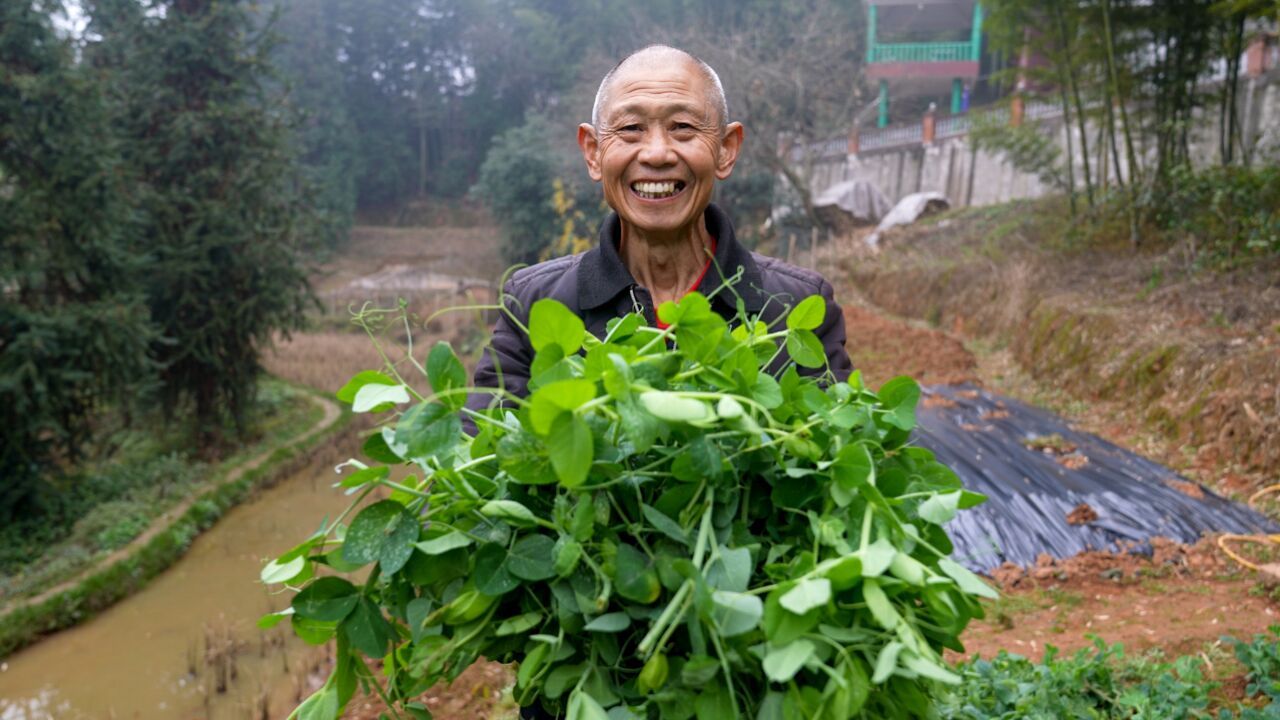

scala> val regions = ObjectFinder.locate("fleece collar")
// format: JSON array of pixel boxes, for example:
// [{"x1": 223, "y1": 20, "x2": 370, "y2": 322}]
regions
[{"x1": 577, "y1": 203, "x2": 766, "y2": 314}]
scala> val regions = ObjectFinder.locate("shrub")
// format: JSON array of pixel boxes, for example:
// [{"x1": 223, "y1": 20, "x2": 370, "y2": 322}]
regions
[{"x1": 1150, "y1": 165, "x2": 1280, "y2": 265}]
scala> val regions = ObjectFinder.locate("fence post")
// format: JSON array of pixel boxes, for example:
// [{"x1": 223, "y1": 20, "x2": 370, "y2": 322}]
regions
[
  {"x1": 1245, "y1": 33, "x2": 1269, "y2": 77},
  {"x1": 847, "y1": 127, "x2": 860, "y2": 155},
  {"x1": 922, "y1": 103, "x2": 937, "y2": 145}
]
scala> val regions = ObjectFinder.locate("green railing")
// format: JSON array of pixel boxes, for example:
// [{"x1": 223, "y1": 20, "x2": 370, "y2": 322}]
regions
[{"x1": 869, "y1": 41, "x2": 974, "y2": 63}]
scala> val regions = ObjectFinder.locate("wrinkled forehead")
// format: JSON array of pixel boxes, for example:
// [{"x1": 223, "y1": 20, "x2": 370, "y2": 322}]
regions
[{"x1": 599, "y1": 57, "x2": 716, "y2": 124}]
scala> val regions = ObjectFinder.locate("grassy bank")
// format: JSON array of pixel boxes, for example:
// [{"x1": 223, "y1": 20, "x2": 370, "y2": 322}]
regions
[
  {"x1": 0, "y1": 381, "x2": 348, "y2": 659},
  {"x1": 844, "y1": 197, "x2": 1280, "y2": 496}
]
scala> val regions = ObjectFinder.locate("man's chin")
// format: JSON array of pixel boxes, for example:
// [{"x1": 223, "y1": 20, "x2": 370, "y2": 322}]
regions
[{"x1": 616, "y1": 205, "x2": 703, "y2": 236}]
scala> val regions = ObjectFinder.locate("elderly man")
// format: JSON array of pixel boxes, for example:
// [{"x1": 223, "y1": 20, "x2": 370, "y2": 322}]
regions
[{"x1": 467, "y1": 45, "x2": 852, "y2": 417}]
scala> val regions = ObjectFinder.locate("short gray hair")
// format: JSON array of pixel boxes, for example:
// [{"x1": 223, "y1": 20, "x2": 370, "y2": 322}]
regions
[{"x1": 591, "y1": 45, "x2": 728, "y2": 132}]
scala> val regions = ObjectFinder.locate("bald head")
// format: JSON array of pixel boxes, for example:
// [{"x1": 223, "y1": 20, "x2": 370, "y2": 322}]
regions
[{"x1": 591, "y1": 45, "x2": 728, "y2": 133}]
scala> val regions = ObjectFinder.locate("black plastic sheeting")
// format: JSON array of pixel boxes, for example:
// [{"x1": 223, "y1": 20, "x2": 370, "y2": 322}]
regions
[{"x1": 914, "y1": 384, "x2": 1277, "y2": 572}]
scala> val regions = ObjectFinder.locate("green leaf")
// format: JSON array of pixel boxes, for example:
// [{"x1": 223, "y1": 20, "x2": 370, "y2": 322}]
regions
[
  {"x1": 291, "y1": 615, "x2": 338, "y2": 645},
  {"x1": 640, "y1": 503, "x2": 688, "y2": 546},
  {"x1": 860, "y1": 538, "x2": 896, "y2": 578},
  {"x1": 937, "y1": 558, "x2": 999, "y2": 600},
  {"x1": 336, "y1": 370, "x2": 396, "y2": 404},
  {"x1": 495, "y1": 610, "x2": 543, "y2": 636},
  {"x1": 530, "y1": 378, "x2": 597, "y2": 434},
  {"x1": 261, "y1": 554, "x2": 307, "y2": 585},
  {"x1": 257, "y1": 608, "x2": 293, "y2": 629},
  {"x1": 351, "y1": 383, "x2": 411, "y2": 413},
  {"x1": 427, "y1": 342, "x2": 467, "y2": 410},
  {"x1": 547, "y1": 413, "x2": 593, "y2": 488},
  {"x1": 862, "y1": 579, "x2": 902, "y2": 630},
  {"x1": 361, "y1": 430, "x2": 405, "y2": 463},
  {"x1": 497, "y1": 430, "x2": 556, "y2": 485},
  {"x1": 583, "y1": 612, "x2": 631, "y2": 632},
  {"x1": 296, "y1": 686, "x2": 340, "y2": 720},
  {"x1": 918, "y1": 490, "x2": 962, "y2": 525},
  {"x1": 764, "y1": 586, "x2": 821, "y2": 645},
  {"x1": 406, "y1": 597, "x2": 434, "y2": 642},
  {"x1": 872, "y1": 641, "x2": 904, "y2": 684},
  {"x1": 753, "y1": 374, "x2": 783, "y2": 409},
  {"x1": 614, "y1": 543, "x2": 660, "y2": 604},
  {"x1": 337, "y1": 465, "x2": 388, "y2": 489},
  {"x1": 779, "y1": 577, "x2": 831, "y2": 615},
  {"x1": 480, "y1": 499, "x2": 539, "y2": 528},
  {"x1": 342, "y1": 500, "x2": 419, "y2": 574},
  {"x1": 785, "y1": 329, "x2": 826, "y2": 369},
  {"x1": 530, "y1": 299, "x2": 585, "y2": 355},
  {"x1": 877, "y1": 376, "x2": 921, "y2": 431},
  {"x1": 832, "y1": 444, "x2": 876, "y2": 508},
  {"x1": 786, "y1": 295, "x2": 826, "y2": 331},
  {"x1": 639, "y1": 391, "x2": 713, "y2": 424},
  {"x1": 711, "y1": 590, "x2": 763, "y2": 637},
  {"x1": 694, "y1": 680, "x2": 734, "y2": 720},
  {"x1": 554, "y1": 536, "x2": 584, "y2": 577},
  {"x1": 567, "y1": 690, "x2": 610, "y2": 720},
  {"x1": 826, "y1": 656, "x2": 870, "y2": 717},
  {"x1": 763, "y1": 639, "x2": 816, "y2": 683},
  {"x1": 545, "y1": 663, "x2": 587, "y2": 700},
  {"x1": 681, "y1": 655, "x2": 720, "y2": 685},
  {"x1": 706, "y1": 546, "x2": 751, "y2": 592},
  {"x1": 507, "y1": 534, "x2": 557, "y2": 581},
  {"x1": 395, "y1": 401, "x2": 461, "y2": 461},
  {"x1": 294, "y1": 577, "x2": 360, "y2": 622},
  {"x1": 900, "y1": 650, "x2": 962, "y2": 684},
  {"x1": 342, "y1": 597, "x2": 392, "y2": 658},
  {"x1": 415, "y1": 531, "x2": 473, "y2": 555},
  {"x1": 474, "y1": 543, "x2": 520, "y2": 595}
]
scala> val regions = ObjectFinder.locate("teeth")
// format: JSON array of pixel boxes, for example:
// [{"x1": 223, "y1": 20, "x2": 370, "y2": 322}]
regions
[{"x1": 632, "y1": 181, "x2": 679, "y2": 199}]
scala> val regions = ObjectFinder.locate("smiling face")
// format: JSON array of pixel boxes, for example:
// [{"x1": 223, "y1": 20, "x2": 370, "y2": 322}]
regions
[{"x1": 578, "y1": 54, "x2": 743, "y2": 241}]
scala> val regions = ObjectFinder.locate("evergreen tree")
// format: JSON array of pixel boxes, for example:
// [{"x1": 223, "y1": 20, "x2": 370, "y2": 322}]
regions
[
  {"x1": 93, "y1": 0, "x2": 314, "y2": 445},
  {"x1": 0, "y1": 0, "x2": 156, "y2": 520}
]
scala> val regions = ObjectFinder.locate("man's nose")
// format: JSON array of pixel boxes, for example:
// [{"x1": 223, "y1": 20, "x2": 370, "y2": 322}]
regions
[{"x1": 637, "y1": 129, "x2": 676, "y2": 166}]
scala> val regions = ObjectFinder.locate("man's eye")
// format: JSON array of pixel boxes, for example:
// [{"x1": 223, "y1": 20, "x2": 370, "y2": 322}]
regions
[
  {"x1": 619, "y1": 124, "x2": 643, "y2": 132},
  {"x1": 673, "y1": 123, "x2": 694, "y2": 131}
]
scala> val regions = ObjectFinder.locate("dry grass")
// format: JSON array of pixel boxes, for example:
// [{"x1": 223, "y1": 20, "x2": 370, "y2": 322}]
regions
[{"x1": 267, "y1": 223, "x2": 503, "y2": 395}]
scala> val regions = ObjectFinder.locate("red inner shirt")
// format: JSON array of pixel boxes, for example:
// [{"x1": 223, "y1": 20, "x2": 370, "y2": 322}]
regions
[{"x1": 654, "y1": 238, "x2": 716, "y2": 330}]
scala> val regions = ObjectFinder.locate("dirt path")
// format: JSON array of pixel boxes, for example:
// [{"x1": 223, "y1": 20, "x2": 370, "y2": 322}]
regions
[{"x1": 0, "y1": 391, "x2": 342, "y2": 618}]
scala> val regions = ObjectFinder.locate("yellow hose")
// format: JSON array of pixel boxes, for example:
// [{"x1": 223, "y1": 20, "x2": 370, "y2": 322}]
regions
[{"x1": 1219, "y1": 484, "x2": 1280, "y2": 575}]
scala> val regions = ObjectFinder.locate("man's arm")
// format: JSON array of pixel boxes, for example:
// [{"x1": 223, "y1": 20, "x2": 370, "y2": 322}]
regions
[
  {"x1": 464, "y1": 281, "x2": 533, "y2": 431},
  {"x1": 815, "y1": 279, "x2": 854, "y2": 383}
]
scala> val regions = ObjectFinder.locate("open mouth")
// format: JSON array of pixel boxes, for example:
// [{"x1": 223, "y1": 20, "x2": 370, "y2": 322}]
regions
[{"x1": 630, "y1": 180, "x2": 686, "y2": 200}]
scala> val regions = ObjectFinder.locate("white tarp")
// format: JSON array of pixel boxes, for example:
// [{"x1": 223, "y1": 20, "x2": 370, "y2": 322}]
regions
[
  {"x1": 865, "y1": 192, "x2": 951, "y2": 246},
  {"x1": 812, "y1": 179, "x2": 892, "y2": 226}
]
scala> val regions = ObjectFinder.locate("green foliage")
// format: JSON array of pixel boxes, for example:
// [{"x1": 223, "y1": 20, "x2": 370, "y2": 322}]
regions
[
  {"x1": 0, "y1": 0, "x2": 157, "y2": 523},
  {"x1": 473, "y1": 115, "x2": 561, "y2": 265},
  {"x1": 271, "y1": 293, "x2": 996, "y2": 719},
  {"x1": 937, "y1": 631, "x2": 1280, "y2": 719},
  {"x1": 1225, "y1": 626, "x2": 1280, "y2": 706},
  {"x1": 1148, "y1": 165, "x2": 1280, "y2": 266},
  {"x1": 939, "y1": 640, "x2": 1215, "y2": 719},
  {"x1": 0, "y1": 381, "x2": 314, "y2": 600},
  {"x1": 0, "y1": 388, "x2": 347, "y2": 658},
  {"x1": 92, "y1": 0, "x2": 316, "y2": 439}
]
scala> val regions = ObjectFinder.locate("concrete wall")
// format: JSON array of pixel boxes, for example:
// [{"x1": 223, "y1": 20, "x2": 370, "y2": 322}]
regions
[{"x1": 802, "y1": 69, "x2": 1280, "y2": 210}]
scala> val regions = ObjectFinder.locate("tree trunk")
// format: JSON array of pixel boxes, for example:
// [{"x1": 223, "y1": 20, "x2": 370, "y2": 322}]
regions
[{"x1": 1054, "y1": 3, "x2": 1094, "y2": 208}]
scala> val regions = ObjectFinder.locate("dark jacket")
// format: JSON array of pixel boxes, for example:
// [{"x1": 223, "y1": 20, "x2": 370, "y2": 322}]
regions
[{"x1": 466, "y1": 204, "x2": 853, "y2": 417}]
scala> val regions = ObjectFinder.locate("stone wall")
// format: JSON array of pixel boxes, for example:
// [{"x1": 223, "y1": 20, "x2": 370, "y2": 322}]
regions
[{"x1": 800, "y1": 68, "x2": 1280, "y2": 209}]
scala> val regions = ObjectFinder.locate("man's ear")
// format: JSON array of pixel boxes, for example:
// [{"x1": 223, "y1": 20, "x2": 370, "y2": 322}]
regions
[
  {"x1": 715, "y1": 122, "x2": 745, "y2": 180},
  {"x1": 578, "y1": 124, "x2": 602, "y2": 182}
]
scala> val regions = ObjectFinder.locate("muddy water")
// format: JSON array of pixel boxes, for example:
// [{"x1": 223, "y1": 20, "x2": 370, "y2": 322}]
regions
[{"x1": 0, "y1": 428, "x2": 362, "y2": 720}]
